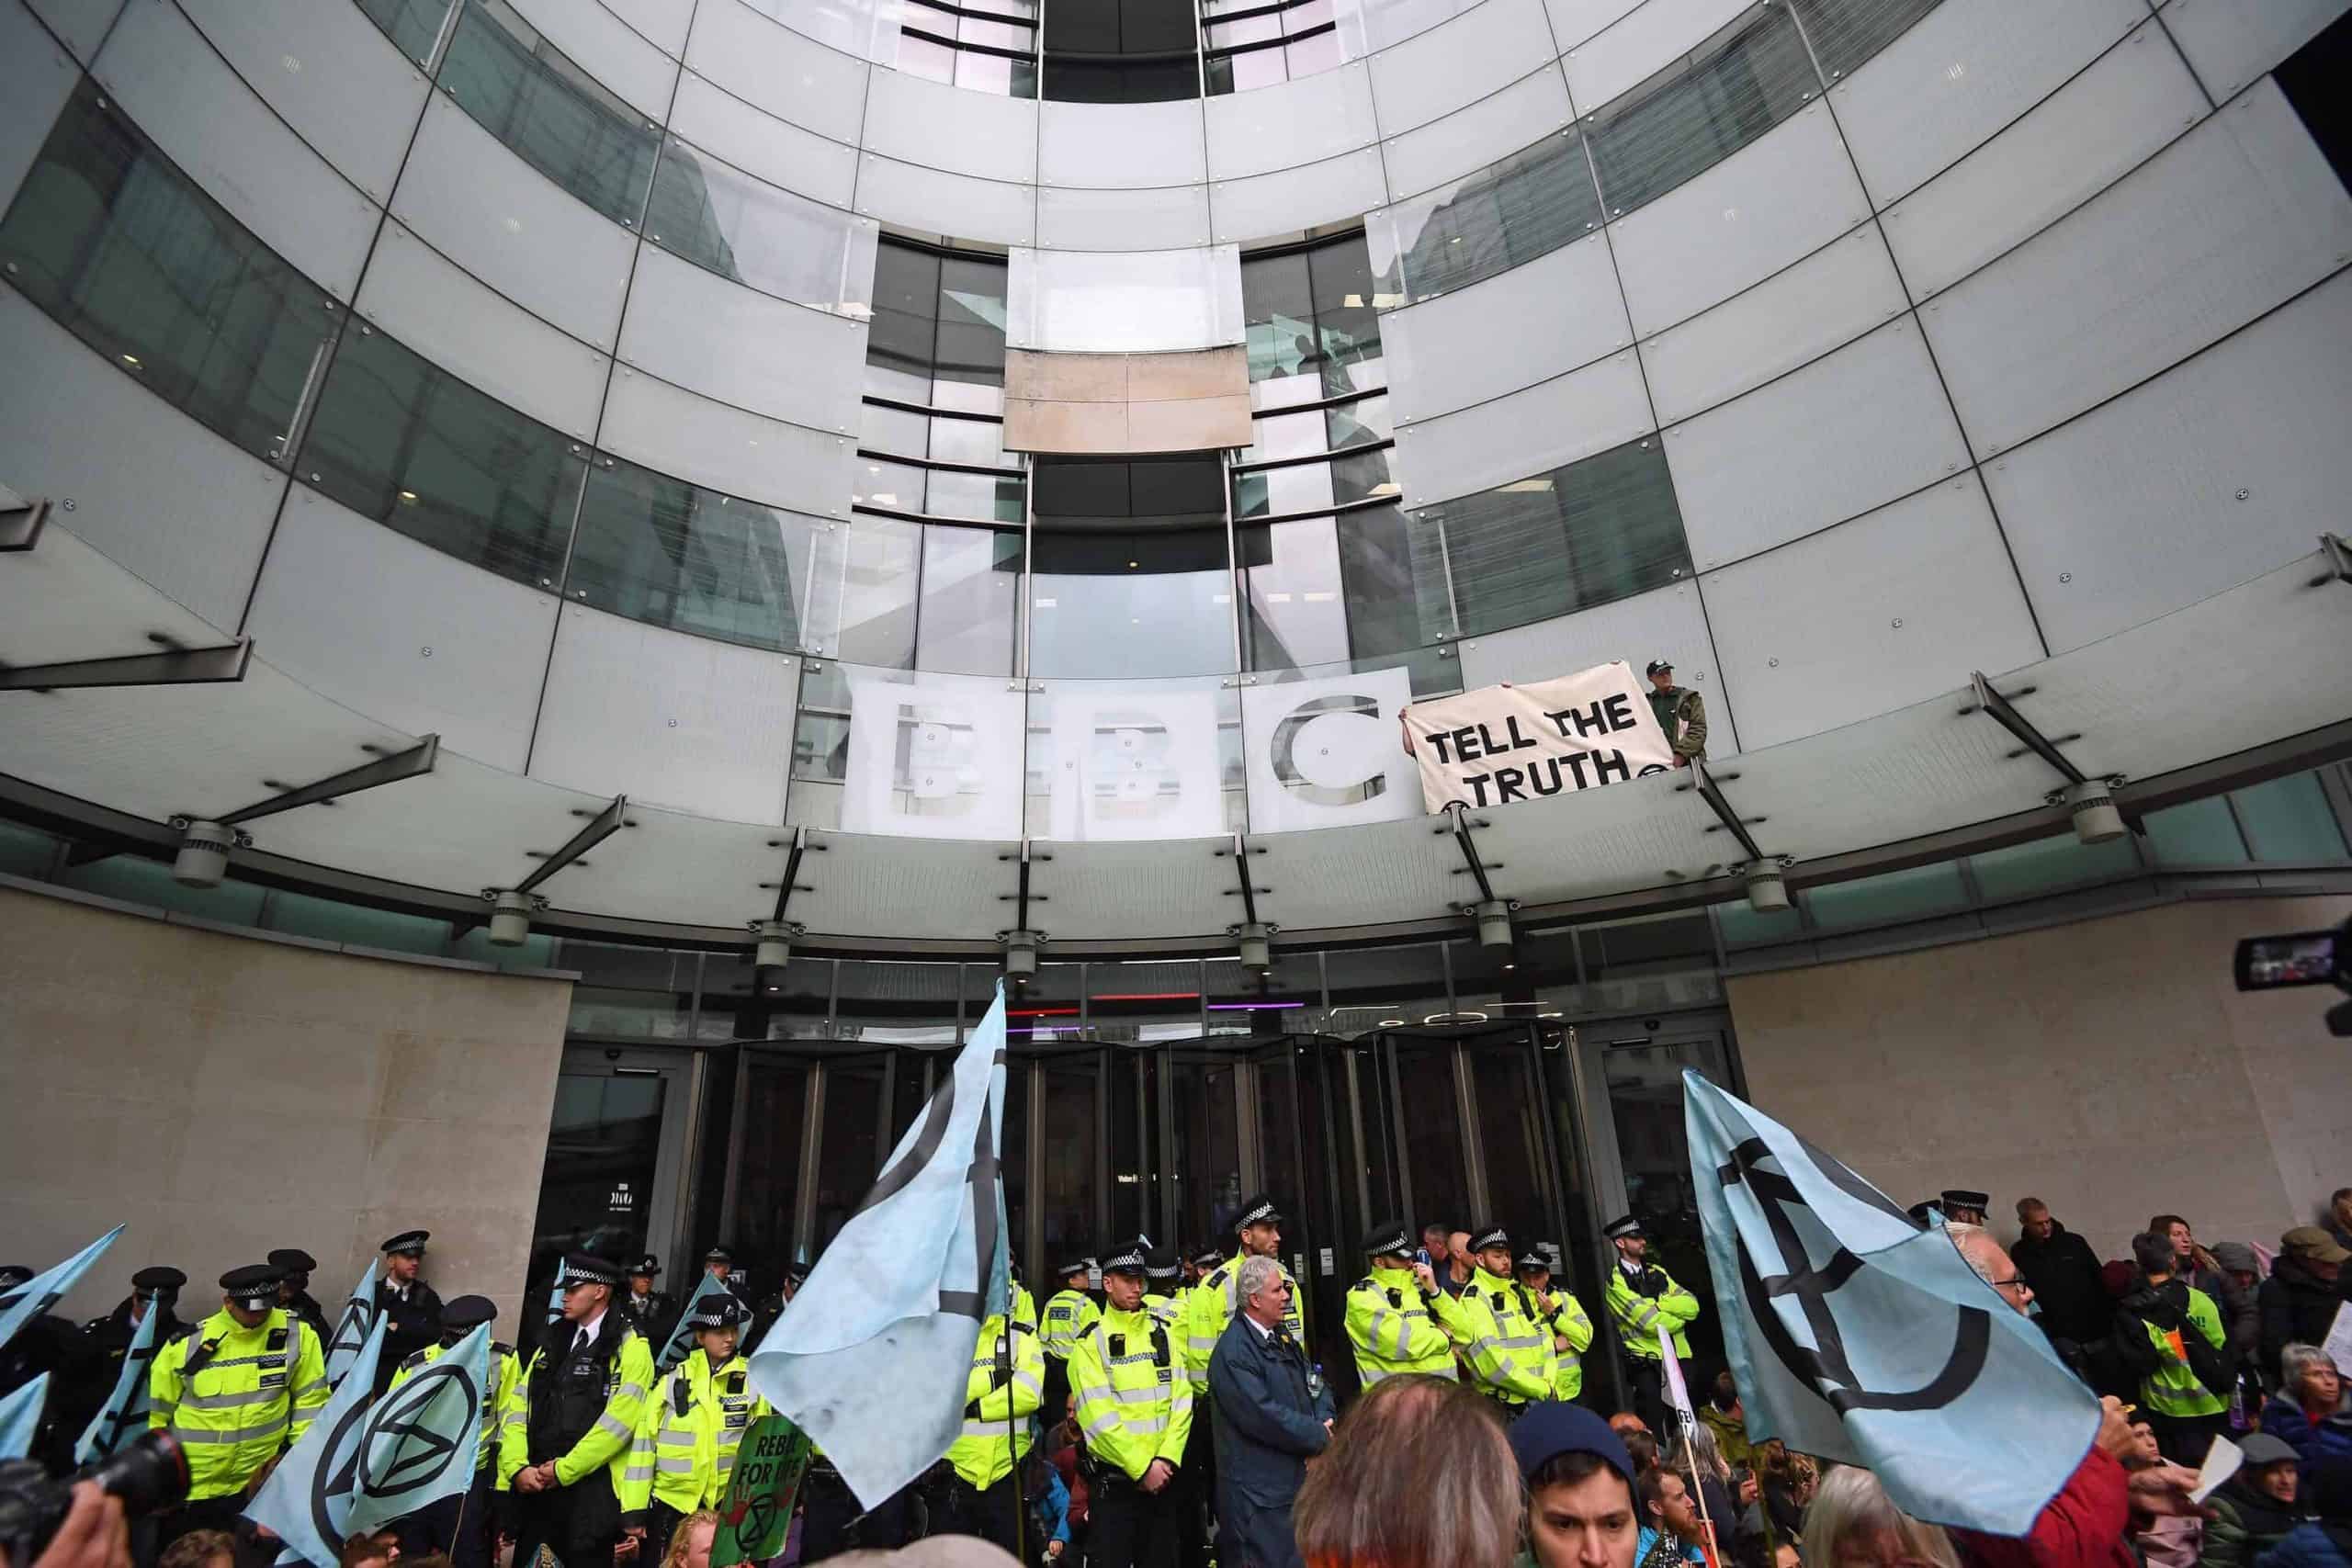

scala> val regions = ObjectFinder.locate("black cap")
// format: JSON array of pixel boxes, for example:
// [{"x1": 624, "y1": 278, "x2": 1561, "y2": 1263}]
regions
[
  {"x1": 629, "y1": 1255, "x2": 661, "y2": 1278},
  {"x1": 1907, "y1": 1201, "x2": 1938, "y2": 1224},
  {"x1": 1235, "y1": 1193, "x2": 1283, "y2": 1232},
  {"x1": 441, "y1": 1295, "x2": 498, "y2": 1331},
  {"x1": 380, "y1": 1230, "x2": 429, "y2": 1257},
  {"x1": 560, "y1": 1252, "x2": 624, "y2": 1288},
  {"x1": 1516, "y1": 1245, "x2": 1554, "y2": 1274},
  {"x1": 1469, "y1": 1224, "x2": 1510, "y2": 1254},
  {"x1": 1361, "y1": 1221, "x2": 1413, "y2": 1258},
  {"x1": 0, "y1": 1267, "x2": 31, "y2": 1291},
  {"x1": 1190, "y1": 1244, "x2": 1225, "y2": 1269},
  {"x1": 1100, "y1": 1239, "x2": 1149, "y2": 1276},
  {"x1": 785, "y1": 1261, "x2": 810, "y2": 1286},
  {"x1": 684, "y1": 1296, "x2": 752, "y2": 1332},
  {"x1": 267, "y1": 1249, "x2": 316, "y2": 1274},
  {"x1": 131, "y1": 1266, "x2": 187, "y2": 1296},
  {"x1": 1645, "y1": 660, "x2": 1673, "y2": 677},
  {"x1": 1056, "y1": 1254, "x2": 1096, "y2": 1280},
  {"x1": 1602, "y1": 1214, "x2": 1645, "y2": 1241},
  {"x1": 1510, "y1": 1401, "x2": 1638, "y2": 1490},
  {"x1": 1145, "y1": 1249, "x2": 1182, "y2": 1283},
  {"x1": 220, "y1": 1264, "x2": 284, "y2": 1307},
  {"x1": 704, "y1": 1247, "x2": 735, "y2": 1266},
  {"x1": 1940, "y1": 1189, "x2": 1990, "y2": 1212}
]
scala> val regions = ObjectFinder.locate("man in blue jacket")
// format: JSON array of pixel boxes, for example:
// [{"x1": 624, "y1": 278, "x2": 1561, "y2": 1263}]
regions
[{"x1": 1206, "y1": 1255, "x2": 1335, "y2": 1568}]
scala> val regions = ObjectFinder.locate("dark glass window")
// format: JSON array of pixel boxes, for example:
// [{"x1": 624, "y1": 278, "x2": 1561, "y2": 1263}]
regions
[
  {"x1": 1333, "y1": 504, "x2": 1453, "y2": 657},
  {"x1": 298, "y1": 322, "x2": 584, "y2": 587},
  {"x1": 0, "y1": 80, "x2": 333, "y2": 461},
  {"x1": 438, "y1": 0, "x2": 660, "y2": 227},
  {"x1": 2273, "y1": 8, "x2": 2352, "y2": 191},
  {"x1": 567, "y1": 455, "x2": 820, "y2": 650},
  {"x1": 643, "y1": 138, "x2": 865, "y2": 314},
  {"x1": 1042, "y1": 0, "x2": 1201, "y2": 101},
  {"x1": 1586, "y1": 3, "x2": 1818, "y2": 218},
  {"x1": 1374, "y1": 130, "x2": 1600, "y2": 306},
  {"x1": 1789, "y1": 0, "x2": 1941, "y2": 80},
  {"x1": 354, "y1": 0, "x2": 452, "y2": 63},
  {"x1": 866, "y1": 240, "x2": 1010, "y2": 395},
  {"x1": 1433, "y1": 437, "x2": 1691, "y2": 639},
  {"x1": 1240, "y1": 232, "x2": 1383, "y2": 387}
]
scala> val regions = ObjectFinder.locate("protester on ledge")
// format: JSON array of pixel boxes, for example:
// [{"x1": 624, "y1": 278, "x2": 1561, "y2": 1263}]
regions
[{"x1": 1644, "y1": 660, "x2": 1708, "y2": 766}]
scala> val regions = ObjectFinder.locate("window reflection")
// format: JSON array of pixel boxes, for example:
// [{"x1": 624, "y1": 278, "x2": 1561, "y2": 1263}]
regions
[
  {"x1": 915, "y1": 525, "x2": 1023, "y2": 676},
  {"x1": 1242, "y1": 518, "x2": 1352, "y2": 670},
  {"x1": 1370, "y1": 130, "x2": 1600, "y2": 307},
  {"x1": 568, "y1": 455, "x2": 820, "y2": 650},
  {"x1": 0, "y1": 81, "x2": 332, "y2": 462},
  {"x1": 354, "y1": 0, "x2": 453, "y2": 64},
  {"x1": 1241, "y1": 234, "x2": 1383, "y2": 388},
  {"x1": 299, "y1": 321, "x2": 584, "y2": 587},
  {"x1": 1585, "y1": 2, "x2": 1817, "y2": 218},
  {"x1": 1333, "y1": 504, "x2": 1453, "y2": 658},
  {"x1": 1029, "y1": 455, "x2": 1238, "y2": 679},
  {"x1": 644, "y1": 137, "x2": 873, "y2": 317},
  {"x1": 438, "y1": 0, "x2": 660, "y2": 228}
]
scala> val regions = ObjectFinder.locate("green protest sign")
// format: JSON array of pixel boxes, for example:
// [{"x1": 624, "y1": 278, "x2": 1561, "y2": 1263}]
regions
[{"x1": 712, "y1": 1416, "x2": 813, "y2": 1568}]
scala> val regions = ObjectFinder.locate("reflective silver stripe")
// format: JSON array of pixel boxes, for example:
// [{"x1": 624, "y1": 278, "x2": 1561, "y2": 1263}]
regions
[
  {"x1": 1496, "y1": 1335, "x2": 1545, "y2": 1350},
  {"x1": 960, "y1": 1418, "x2": 1014, "y2": 1440},
  {"x1": 1390, "y1": 1314, "x2": 1413, "y2": 1360},
  {"x1": 1012, "y1": 1371, "x2": 1044, "y2": 1397},
  {"x1": 1110, "y1": 1385, "x2": 1166, "y2": 1404},
  {"x1": 1183, "y1": 1336, "x2": 1217, "y2": 1352},
  {"x1": 656, "y1": 1457, "x2": 697, "y2": 1474},
  {"x1": 623, "y1": 1466, "x2": 655, "y2": 1483},
  {"x1": 594, "y1": 1413, "x2": 634, "y2": 1441},
  {"x1": 616, "y1": 1382, "x2": 648, "y2": 1401},
  {"x1": 291, "y1": 1379, "x2": 329, "y2": 1401},
  {"x1": 1365, "y1": 1309, "x2": 1392, "y2": 1348},
  {"x1": 179, "y1": 1385, "x2": 284, "y2": 1411},
  {"x1": 173, "y1": 1412, "x2": 291, "y2": 1444},
  {"x1": 1126, "y1": 1415, "x2": 1170, "y2": 1435},
  {"x1": 199, "y1": 1353, "x2": 287, "y2": 1371},
  {"x1": 1627, "y1": 1302, "x2": 1659, "y2": 1328},
  {"x1": 1560, "y1": 1351, "x2": 1581, "y2": 1368},
  {"x1": 1081, "y1": 1410, "x2": 1121, "y2": 1438},
  {"x1": 658, "y1": 1427, "x2": 695, "y2": 1447}
]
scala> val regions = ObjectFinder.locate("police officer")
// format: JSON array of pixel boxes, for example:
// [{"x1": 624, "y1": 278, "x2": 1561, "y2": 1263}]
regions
[
  {"x1": 1038, "y1": 1253, "x2": 1098, "y2": 1424},
  {"x1": 268, "y1": 1249, "x2": 330, "y2": 1343},
  {"x1": 619, "y1": 1256, "x2": 673, "y2": 1339},
  {"x1": 375, "y1": 1229, "x2": 444, "y2": 1394},
  {"x1": 388, "y1": 1294, "x2": 522, "y2": 1568},
  {"x1": 1939, "y1": 1189, "x2": 1991, "y2": 1227},
  {"x1": 1186, "y1": 1246, "x2": 1222, "y2": 1290},
  {"x1": 1069, "y1": 1239, "x2": 1193, "y2": 1568},
  {"x1": 148, "y1": 1264, "x2": 331, "y2": 1550},
  {"x1": 751, "y1": 1260, "x2": 807, "y2": 1348},
  {"x1": 509, "y1": 1252, "x2": 656, "y2": 1568},
  {"x1": 1456, "y1": 1226, "x2": 1554, "y2": 1422},
  {"x1": 1144, "y1": 1249, "x2": 1185, "y2": 1331},
  {"x1": 65, "y1": 1266, "x2": 186, "y2": 1456},
  {"x1": 1343, "y1": 1222, "x2": 1468, "y2": 1389},
  {"x1": 621, "y1": 1296, "x2": 766, "y2": 1563},
  {"x1": 1601, "y1": 1215, "x2": 1701, "y2": 1433},
  {"x1": 1515, "y1": 1244, "x2": 1595, "y2": 1402},
  {"x1": 701, "y1": 1247, "x2": 749, "y2": 1304},
  {"x1": 933, "y1": 1291, "x2": 1046, "y2": 1556}
]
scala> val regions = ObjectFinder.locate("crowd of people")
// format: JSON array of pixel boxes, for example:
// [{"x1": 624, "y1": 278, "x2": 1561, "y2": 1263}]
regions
[{"x1": 4, "y1": 1187, "x2": 2346, "y2": 1568}]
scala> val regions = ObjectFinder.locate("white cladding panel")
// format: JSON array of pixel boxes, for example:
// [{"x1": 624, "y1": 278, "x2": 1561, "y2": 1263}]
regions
[
  {"x1": 1396, "y1": 351, "x2": 1652, "y2": 508},
  {"x1": 1383, "y1": 231, "x2": 1631, "y2": 422}
]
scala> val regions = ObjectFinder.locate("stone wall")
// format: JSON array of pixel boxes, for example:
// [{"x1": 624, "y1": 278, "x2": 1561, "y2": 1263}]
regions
[{"x1": 0, "y1": 884, "x2": 572, "y2": 1339}]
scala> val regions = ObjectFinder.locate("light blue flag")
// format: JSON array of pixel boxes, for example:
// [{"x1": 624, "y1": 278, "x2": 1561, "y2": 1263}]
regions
[
  {"x1": 342, "y1": 1324, "x2": 492, "y2": 1537},
  {"x1": 546, "y1": 1258, "x2": 568, "y2": 1327},
  {"x1": 0, "y1": 1227, "x2": 122, "y2": 1352},
  {"x1": 1682, "y1": 1070, "x2": 2098, "y2": 1537},
  {"x1": 660, "y1": 1271, "x2": 737, "y2": 1372},
  {"x1": 324, "y1": 1260, "x2": 379, "y2": 1392},
  {"x1": 246, "y1": 1318, "x2": 387, "y2": 1568},
  {"x1": 75, "y1": 1303, "x2": 160, "y2": 1463},
  {"x1": 749, "y1": 984, "x2": 1011, "y2": 1507},
  {"x1": 0, "y1": 1375, "x2": 48, "y2": 1461}
]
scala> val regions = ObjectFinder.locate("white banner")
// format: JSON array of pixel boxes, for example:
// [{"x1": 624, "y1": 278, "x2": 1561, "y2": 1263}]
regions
[
  {"x1": 1044, "y1": 686, "x2": 1226, "y2": 841},
  {"x1": 1238, "y1": 666, "x2": 1419, "y2": 833},
  {"x1": 840, "y1": 677, "x2": 1025, "y2": 840},
  {"x1": 1401, "y1": 661, "x2": 1674, "y2": 812}
]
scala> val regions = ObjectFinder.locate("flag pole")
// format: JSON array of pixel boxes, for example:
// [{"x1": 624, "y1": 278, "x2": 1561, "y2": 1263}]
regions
[
  {"x1": 1679, "y1": 1414, "x2": 1722, "y2": 1568},
  {"x1": 1001, "y1": 1326, "x2": 1026, "y2": 1566}
]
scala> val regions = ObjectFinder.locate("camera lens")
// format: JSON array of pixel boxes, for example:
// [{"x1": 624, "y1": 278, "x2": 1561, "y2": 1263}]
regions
[{"x1": 85, "y1": 1431, "x2": 189, "y2": 1518}]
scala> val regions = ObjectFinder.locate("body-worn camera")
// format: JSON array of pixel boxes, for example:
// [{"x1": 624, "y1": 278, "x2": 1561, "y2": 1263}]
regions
[
  {"x1": 0, "y1": 1431, "x2": 189, "y2": 1567},
  {"x1": 2234, "y1": 916, "x2": 2352, "y2": 1036}
]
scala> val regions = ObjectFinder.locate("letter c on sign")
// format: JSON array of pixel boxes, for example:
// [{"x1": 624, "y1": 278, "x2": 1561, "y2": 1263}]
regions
[{"x1": 1271, "y1": 694, "x2": 1391, "y2": 807}]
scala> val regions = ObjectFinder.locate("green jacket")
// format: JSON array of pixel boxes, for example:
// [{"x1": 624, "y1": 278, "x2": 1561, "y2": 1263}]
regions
[
  {"x1": 2196, "y1": 1480, "x2": 2301, "y2": 1568},
  {"x1": 1647, "y1": 686, "x2": 1708, "y2": 760}
]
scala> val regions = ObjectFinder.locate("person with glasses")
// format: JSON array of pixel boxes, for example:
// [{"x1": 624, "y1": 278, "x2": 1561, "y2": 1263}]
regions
[{"x1": 1205, "y1": 1254, "x2": 1333, "y2": 1568}]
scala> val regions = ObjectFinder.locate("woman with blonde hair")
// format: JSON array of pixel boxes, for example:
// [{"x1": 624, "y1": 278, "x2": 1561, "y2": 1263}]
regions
[
  {"x1": 1798, "y1": 1468, "x2": 1959, "y2": 1568},
  {"x1": 654, "y1": 1510, "x2": 720, "y2": 1568}
]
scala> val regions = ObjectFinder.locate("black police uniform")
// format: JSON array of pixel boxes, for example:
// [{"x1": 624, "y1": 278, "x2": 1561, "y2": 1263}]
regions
[
  {"x1": 391, "y1": 1295, "x2": 505, "y2": 1568},
  {"x1": 619, "y1": 1255, "x2": 674, "y2": 1340},
  {"x1": 374, "y1": 1230, "x2": 444, "y2": 1396},
  {"x1": 0, "y1": 1264, "x2": 105, "y2": 1474},
  {"x1": 511, "y1": 1257, "x2": 644, "y2": 1568},
  {"x1": 267, "y1": 1250, "x2": 330, "y2": 1346},
  {"x1": 62, "y1": 1267, "x2": 187, "y2": 1465}
]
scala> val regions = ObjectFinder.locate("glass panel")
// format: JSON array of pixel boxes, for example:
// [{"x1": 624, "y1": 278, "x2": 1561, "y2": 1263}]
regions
[
  {"x1": 355, "y1": 0, "x2": 453, "y2": 63},
  {"x1": 644, "y1": 137, "x2": 869, "y2": 315},
  {"x1": 438, "y1": 0, "x2": 661, "y2": 228},
  {"x1": 915, "y1": 524, "x2": 1022, "y2": 676},
  {"x1": 928, "y1": 415, "x2": 1008, "y2": 468},
  {"x1": 1602, "y1": 1036, "x2": 1733, "y2": 1372},
  {"x1": 1037, "y1": 1049, "x2": 1101, "y2": 1273},
  {"x1": 1967, "y1": 831, "x2": 2140, "y2": 903},
  {"x1": 923, "y1": 467, "x2": 1024, "y2": 524},
  {"x1": 51, "y1": 854, "x2": 268, "y2": 924},
  {"x1": 854, "y1": 456, "x2": 927, "y2": 513},
  {"x1": 1583, "y1": 912, "x2": 1713, "y2": 981},
  {"x1": 568, "y1": 455, "x2": 822, "y2": 650},
  {"x1": 1369, "y1": 130, "x2": 1600, "y2": 307},
  {"x1": 1024, "y1": 674, "x2": 1246, "y2": 839},
  {"x1": 1307, "y1": 233, "x2": 1381, "y2": 381},
  {"x1": 531, "y1": 1071, "x2": 666, "y2": 1266},
  {"x1": 2141, "y1": 795, "x2": 2246, "y2": 866},
  {"x1": 0, "y1": 822, "x2": 59, "y2": 879},
  {"x1": 811, "y1": 1055, "x2": 887, "y2": 1248},
  {"x1": 938, "y1": 254, "x2": 1012, "y2": 389},
  {"x1": 1166, "y1": 1053, "x2": 1241, "y2": 1250},
  {"x1": 1330, "y1": 446, "x2": 1397, "y2": 504},
  {"x1": 1790, "y1": 0, "x2": 1941, "y2": 80},
  {"x1": 1714, "y1": 898, "x2": 1804, "y2": 948},
  {"x1": 1328, "y1": 395, "x2": 1392, "y2": 448},
  {"x1": 1008, "y1": 245, "x2": 1246, "y2": 355},
  {"x1": 1390, "y1": 1036, "x2": 1472, "y2": 1235},
  {"x1": 1285, "y1": 25, "x2": 1341, "y2": 78},
  {"x1": 869, "y1": 241, "x2": 942, "y2": 382},
  {"x1": 894, "y1": 30, "x2": 957, "y2": 84},
  {"x1": 1323, "y1": 942, "x2": 1449, "y2": 1036},
  {"x1": 1108, "y1": 1046, "x2": 1160, "y2": 1239},
  {"x1": 2230, "y1": 773, "x2": 2349, "y2": 863},
  {"x1": 1242, "y1": 411, "x2": 1326, "y2": 465},
  {"x1": 798, "y1": 515, "x2": 920, "y2": 665},
  {"x1": 561, "y1": 942, "x2": 696, "y2": 1039},
  {"x1": 1242, "y1": 517, "x2": 1353, "y2": 671},
  {"x1": 1586, "y1": 3, "x2": 1818, "y2": 219},
  {"x1": 1434, "y1": 436, "x2": 1692, "y2": 639},
  {"x1": 299, "y1": 322, "x2": 585, "y2": 586},
  {"x1": 1803, "y1": 860, "x2": 1969, "y2": 930},
  {"x1": 860, "y1": 400, "x2": 929, "y2": 458},
  {"x1": 737, "y1": 1057, "x2": 808, "y2": 1269},
  {"x1": 1334, "y1": 504, "x2": 1453, "y2": 657},
  {"x1": 834, "y1": 961, "x2": 963, "y2": 1043},
  {"x1": 699, "y1": 953, "x2": 833, "y2": 1040},
  {"x1": 1235, "y1": 461, "x2": 1335, "y2": 521},
  {"x1": 1029, "y1": 527, "x2": 1237, "y2": 678},
  {"x1": 791, "y1": 661, "x2": 1028, "y2": 840},
  {"x1": 1241, "y1": 250, "x2": 1313, "y2": 385},
  {"x1": 0, "y1": 81, "x2": 333, "y2": 462},
  {"x1": 1204, "y1": 952, "x2": 1324, "y2": 1036},
  {"x1": 1089, "y1": 959, "x2": 1206, "y2": 1043},
  {"x1": 1467, "y1": 1034, "x2": 1560, "y2": 1255}
]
